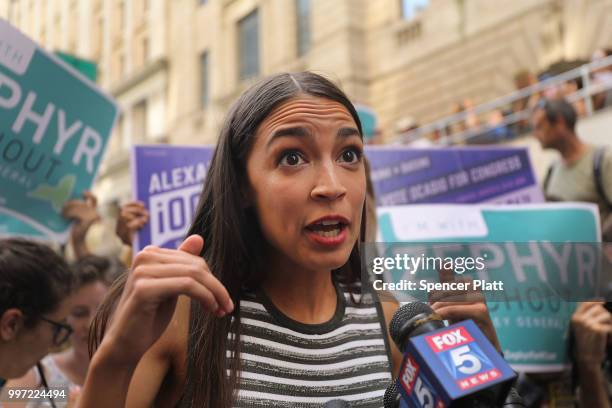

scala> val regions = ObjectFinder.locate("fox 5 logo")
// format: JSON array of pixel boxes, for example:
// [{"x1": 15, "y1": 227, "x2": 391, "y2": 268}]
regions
[
  {"x1": 400, "y1": 357, "x2": 446, "y2": 408},
  {"x1": 440, "y1": 342, "x2": 493, "y2": 379},
  {"x1": 426, "y1": 326, "x2": 493, "y2": 380}
]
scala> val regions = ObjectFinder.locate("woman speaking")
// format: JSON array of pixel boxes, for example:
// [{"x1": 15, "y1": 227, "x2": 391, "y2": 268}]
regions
[{"x1": 78, "y1": 72, "x2": 499, "y2": 407}]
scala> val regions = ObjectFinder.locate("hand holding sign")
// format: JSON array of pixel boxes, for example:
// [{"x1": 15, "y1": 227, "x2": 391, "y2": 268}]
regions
[
  {"x1": 62, "y1": 191, "x2": 101, "y2": 258},
  {"x1": 116, "y1": 200, "x2": 150, "y2": 246},
  {"x1": 62, "y1": 191, "x2": 100, "y2": 226},
  {"x1": 571, "y1": 301, "x2": 612, "y2": 365}
]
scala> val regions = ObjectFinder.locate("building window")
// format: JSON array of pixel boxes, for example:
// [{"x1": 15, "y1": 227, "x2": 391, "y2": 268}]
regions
[
  {"x1": 400, "y1": 0, "x2": 429, "y2": 20},
  {"x1": 135, "y1": 35, "x2": 149, "y2": 68},
  {"x1": 200, "y1": 51, "x2": 209, "y2": 108},
  {"x1": 8, "y1": 0, "x2": 18, "y2": 24},
  {"x1": 120, "y1": 1, "x2": 126, "y2": 29},
  {"x1": 112, "y1": 50, "x2": 124, "y2": 81},
  {"x1": 296, "y1": 0, "x2": 311, "y2": 57},
  {"x1": 54, "y1": 14, "x2": 61, "y2": 48},
  {"x1": 133, "y1": 100, "x2": 148, "y2": 142},
  {"x1": 114, "y1": 115, "x2": 124, "y2": 151},
  {"x1": 238, "y1": 9, "x2": 260, "y2": 80},
  {"x1": 142, "y1": 36, "x2": 149, "y2": 63},
  {"x1": 113, "y1": 0, "x2": 125, "y2": 43},
  {"x1": 93, "y1": 15, "x2": 104, "y2": 59}
]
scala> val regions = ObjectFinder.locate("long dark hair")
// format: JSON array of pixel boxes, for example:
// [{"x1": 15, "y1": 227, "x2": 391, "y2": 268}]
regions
[{"x1": 92, "y1": 72, "x2": 366, "y2": 407}]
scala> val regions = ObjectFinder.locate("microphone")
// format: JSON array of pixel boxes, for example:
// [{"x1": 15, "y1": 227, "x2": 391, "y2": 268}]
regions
[
  {"x1": 390, "y1": 302, "x2": 518, "y2": 407},
  {"x1": 503, "y1": 387, "x2": 526, "y2": 407},
  {"x1": 322, "y1": 399, "x2": 350, "y2": 407},
  {"x1": 384, "y1": 380, "x2": 402, "y2": 408}
]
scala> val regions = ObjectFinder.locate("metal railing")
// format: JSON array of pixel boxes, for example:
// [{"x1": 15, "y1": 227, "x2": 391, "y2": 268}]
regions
[{"x1": 394, "y1": 54, "x2": 612, "y2": 146}]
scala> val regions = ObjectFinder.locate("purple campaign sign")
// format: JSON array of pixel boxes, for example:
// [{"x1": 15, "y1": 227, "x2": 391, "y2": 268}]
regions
[
  {"x1": 365, "y1": 146, "x2": 544, "y2": 205},
  {"x1": 131, "y1": 144, "x2": 214, "y2": 251}
]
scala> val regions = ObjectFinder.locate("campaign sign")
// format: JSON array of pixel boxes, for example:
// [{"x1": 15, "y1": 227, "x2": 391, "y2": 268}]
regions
[
  {"x1": 366, "y1": 146, "x2": 544, "y2": 206},
  {"x1": 378, "y1": 203, "x2": 601, "y2": 371},
  {"x1": 398, "y1": 320, "x2": 516, "y2": 406},
  {"x1": 131, "y1": 144, "x2": 214, "y2": 251},
  {"x1": 0, "y1": 19, "x2": 118, "y2": 241}
]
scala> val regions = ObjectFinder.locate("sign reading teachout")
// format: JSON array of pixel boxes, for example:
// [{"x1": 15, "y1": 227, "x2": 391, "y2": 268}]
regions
[
  {"x1": 0, "y1": 20, "x2": 118, "y2": 241},
  {"x1": 376, "y1": 203, "x2": 601, "y2": 372},
  {"x1": 366, "y1": 146, "x2": 544, "y2": 205},
  {"x1": 131, "y1": 145, "x2": 214, "y2": 251}
]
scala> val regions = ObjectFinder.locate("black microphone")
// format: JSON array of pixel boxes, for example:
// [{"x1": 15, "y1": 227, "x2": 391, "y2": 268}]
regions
[
  {"x1": 390, "y1": 302, "x2": 445, "y2": 352},
  {"x1": 322, "y1": 399, "x2": 350, "y2": 407},
  {"x1": 503, "y1": 386, "x2": 526, "y2": 407},
  {"x1": 390, "y1": 302, "x2": 519, "y2": 407},
  {"x1": 383, "y1": 380, "x2": 400, "y2": 408}
]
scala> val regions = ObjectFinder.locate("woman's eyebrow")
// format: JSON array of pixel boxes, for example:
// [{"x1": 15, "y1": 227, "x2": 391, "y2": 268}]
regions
[
  {"x1": 266, "y1": 126, "x2": 361, "y2": 148},
  {"x1": 337, "y1": 127, "x2": 361, "y2": 138},
  {"x1": 267, "y1": 126, "x2": 311, "y2": 147}
]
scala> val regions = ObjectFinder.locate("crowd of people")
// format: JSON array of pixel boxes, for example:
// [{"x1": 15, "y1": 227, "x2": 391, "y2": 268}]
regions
[
  {"x1": 397, "y1": 47, "x2": 612, "y2": 146},
  {"x1": 0, "y1": 195, "x2": 148, "y2": 407},
  {"x1": 0, "y1": 70, "x2": 611, "y2": 407}
]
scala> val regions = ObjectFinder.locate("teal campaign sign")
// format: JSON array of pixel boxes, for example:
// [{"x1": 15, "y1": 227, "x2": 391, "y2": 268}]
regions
[
  {"x1": 355, "y1": 104, "x2": 377, "y2": 140},
  {"x1": 376, "y1": 203, "x2": 601, "y2": 372},
  {"x1": 0, "y1": 20, "x2": 118, "y2": 242}
]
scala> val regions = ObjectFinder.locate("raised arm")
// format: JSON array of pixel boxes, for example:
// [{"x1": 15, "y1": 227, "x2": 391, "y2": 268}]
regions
[
  {"x1": 572, "y1": 302, "x2": 611, "y2": 408},
  {"x1": 77, "y1": 235, "x2": 233, "y2": 408}
]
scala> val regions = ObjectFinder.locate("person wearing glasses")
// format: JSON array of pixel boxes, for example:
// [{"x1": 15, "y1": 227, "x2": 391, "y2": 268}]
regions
[
  {"x1": 4, "y1": 256, "x2": 124, "y2": 408},
  {"x1": 0, "y1": 238, "x2": 75, "y2": 386}
]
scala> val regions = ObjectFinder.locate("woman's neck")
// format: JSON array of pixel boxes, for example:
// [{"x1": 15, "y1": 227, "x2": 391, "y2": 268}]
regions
[
  {"x1": 262, "y1": 258, "x2": 337, "y2": 325},
  {"x1": 54, "y1": 347, "x2": 89, "y2": 386}
]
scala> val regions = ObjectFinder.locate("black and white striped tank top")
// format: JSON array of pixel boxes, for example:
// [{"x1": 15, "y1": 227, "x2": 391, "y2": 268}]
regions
[{"x1": 230, "y1": 280, "x2": 393, "y2": 407}]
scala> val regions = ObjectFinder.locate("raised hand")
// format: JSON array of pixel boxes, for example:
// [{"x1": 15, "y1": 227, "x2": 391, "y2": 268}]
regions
[
  {"x1": 571, "y1": 302, "x2": 612, "y2": 365},
  {"x1": 99, "y1": 234, "x2": 233, "y2": 366},
  {"x1": 62, "y1": 191, "x2": 101, "y2": 258},
  {"x1": 116, "y1": 200, "x2": 150, "y2": 246}
]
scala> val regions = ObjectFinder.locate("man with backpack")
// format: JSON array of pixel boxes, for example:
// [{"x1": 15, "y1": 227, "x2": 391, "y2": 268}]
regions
[{"x1": 534, "y1": 98, "x2": 612, "y2": 240}]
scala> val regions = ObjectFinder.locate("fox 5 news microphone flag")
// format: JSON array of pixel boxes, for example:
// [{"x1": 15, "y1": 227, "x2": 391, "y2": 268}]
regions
[
  {"x1": 131, "y1": 144, "x2": 214, "y2": 251},
  {"x1": 398, "y1": 320, "x2": 516, "y2": 407},
  {"x1": 0, "y1": 19, "x2": 118, "y2": 242}
]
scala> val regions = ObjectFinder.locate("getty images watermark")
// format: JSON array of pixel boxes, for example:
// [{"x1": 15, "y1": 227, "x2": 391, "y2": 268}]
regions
[
  {"x1": 360, "y1": 242, "x2": 612, "y2": 303},
  {"x1": 370, "y1": 253, "x2": 504, "y2": 292}
]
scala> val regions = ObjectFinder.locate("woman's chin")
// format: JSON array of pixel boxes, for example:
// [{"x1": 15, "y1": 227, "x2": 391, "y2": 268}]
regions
[{"x1": 308, "y1": 253, "x2": 354, "y2": 273}]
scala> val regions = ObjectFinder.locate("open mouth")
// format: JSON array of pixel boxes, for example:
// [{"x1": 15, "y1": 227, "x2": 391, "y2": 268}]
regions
[{"x1": 305, "y1": 218, "x2": 349, "y2": 239}]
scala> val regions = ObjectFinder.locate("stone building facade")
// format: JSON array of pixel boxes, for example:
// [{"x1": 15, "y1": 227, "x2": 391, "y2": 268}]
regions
[{"x1": 2, "y1": 0, "x2": 611, "y2": 203}]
